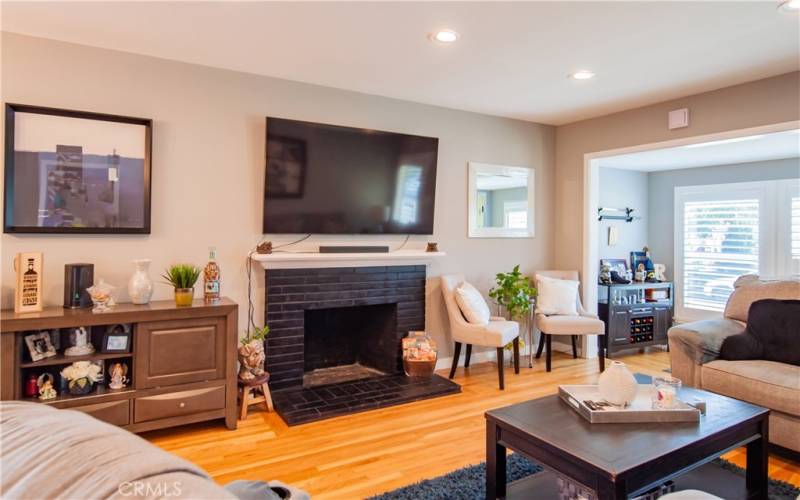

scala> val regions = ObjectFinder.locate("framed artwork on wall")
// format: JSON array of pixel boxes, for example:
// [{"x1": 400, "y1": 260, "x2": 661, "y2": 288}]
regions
[{"x1": 3, "y1": 103, "x2": 152, "y2": 234}]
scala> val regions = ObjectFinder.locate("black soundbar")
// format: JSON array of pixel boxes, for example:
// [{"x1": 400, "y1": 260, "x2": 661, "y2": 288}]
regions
[{"x1": 319, "y1": 245, "x2": 390, "y2": 253}]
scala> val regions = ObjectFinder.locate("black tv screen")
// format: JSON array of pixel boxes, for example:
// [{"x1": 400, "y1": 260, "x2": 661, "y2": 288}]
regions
[{"x1": 263, "y1": 118, "x2": 438, "y2": 234}]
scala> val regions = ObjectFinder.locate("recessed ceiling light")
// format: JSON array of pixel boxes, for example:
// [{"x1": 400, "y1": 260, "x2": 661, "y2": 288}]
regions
[
  {"x1": 778, "y1": 0, "x2": 800, "y2": 11},
  {"x1": 430, "y1": 29, "x2": 459, "y2": 43},
  {"x1": 570, "y1": 70, "x2": 595, "y2": 80}
]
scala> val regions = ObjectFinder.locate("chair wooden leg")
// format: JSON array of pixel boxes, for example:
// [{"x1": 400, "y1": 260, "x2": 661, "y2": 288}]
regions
[
  {"x1": 260, "y1": 383, "x2": 274, "y2": 412},
  {"x1": 239, "y1": 387, "x2": 250, "y2": 420},
  {"x1": 571, "y1": 335, "x2": 578, "y2": 359},
  {"x1": 513, "y1": 337, "x2": 520, "y2": 374},
  {"x1": 535, "y1": 332, "x2": 546, "y2": 359},
  {"x1": 449, "y1": 342, "x2": 462, "y2": 379},
  {"x1": 496, "y1": 348, "x2": 505, "y2": 390},
  {"x1": 545, "y1": 334, "x2": 552, "y2": 372},
  {"x1": 598, "y1": 334, "x2": 606, "y2": 372},
  {"x1": 464, "y1": 344, "x2": 472, "y2": 368}
]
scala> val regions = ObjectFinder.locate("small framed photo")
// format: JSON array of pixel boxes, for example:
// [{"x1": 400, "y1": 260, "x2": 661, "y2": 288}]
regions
[
  {"x1": 600, "y1": 259, "x2": 628, "y2": 277},
  {"x1": 25, "y1": 331, "x2": 57, "y2": 362},
  {"x1": 102, "y1": 324, "x2": 131, "y2": 353}
]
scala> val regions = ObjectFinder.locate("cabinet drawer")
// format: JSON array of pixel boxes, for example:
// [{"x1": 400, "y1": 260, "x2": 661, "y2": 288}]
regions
[
  {"x1": 134, "y1": 386, "x2": 225, "y2": 423},
  {"x1": 136, "y1": 317, "x2": 226, "y2": 388},
  {"x1": 71, "y1": 399, "x2": 130, "y2": 426}
]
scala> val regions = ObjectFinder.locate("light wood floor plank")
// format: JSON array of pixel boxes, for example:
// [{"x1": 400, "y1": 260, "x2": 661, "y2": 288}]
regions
[{"x1": 143, "y1": 350, "x2": 800, "y2": 498}]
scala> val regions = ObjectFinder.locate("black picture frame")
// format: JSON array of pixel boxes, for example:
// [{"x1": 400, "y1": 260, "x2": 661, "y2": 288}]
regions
[
  {"x1": 4, "y1": 103, "x2": 152, "y2": 234},
  {"x1": 101, "y1": 324, "x2": 131, "y2": 353}
]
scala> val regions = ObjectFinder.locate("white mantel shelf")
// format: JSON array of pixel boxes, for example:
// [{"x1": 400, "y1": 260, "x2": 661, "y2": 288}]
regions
[{"x1": 252, "y1": 250, "x2": 446, "y2": 269}]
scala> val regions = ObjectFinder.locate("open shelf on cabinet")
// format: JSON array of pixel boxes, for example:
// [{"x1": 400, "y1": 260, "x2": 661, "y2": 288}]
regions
[{"x1": 20, "y1": 352, "x2": 133, "y2": 369}]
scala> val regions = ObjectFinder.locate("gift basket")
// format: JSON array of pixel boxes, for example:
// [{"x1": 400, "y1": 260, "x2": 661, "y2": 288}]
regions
[{"x1": 402, "y1": 331, "x2": 437, "y2": 378}]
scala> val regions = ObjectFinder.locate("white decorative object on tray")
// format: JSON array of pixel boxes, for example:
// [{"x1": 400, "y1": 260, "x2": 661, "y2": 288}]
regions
[
  {"x1": 559, "y1": 385, "x2": 701, "y2": 423},
  {"x1": 597, "y1": 360, "x2": 638, "y2": 406}
]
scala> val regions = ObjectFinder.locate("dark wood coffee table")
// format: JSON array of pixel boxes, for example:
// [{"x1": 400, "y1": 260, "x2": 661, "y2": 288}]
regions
[{"x1": 486, "y1": 387, "x2": 769, "y2": 500}]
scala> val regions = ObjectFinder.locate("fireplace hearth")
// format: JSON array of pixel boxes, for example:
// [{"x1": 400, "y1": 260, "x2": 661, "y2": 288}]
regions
[{"x1": 265, "y1": 265, "x2": 460, "y2": 425}]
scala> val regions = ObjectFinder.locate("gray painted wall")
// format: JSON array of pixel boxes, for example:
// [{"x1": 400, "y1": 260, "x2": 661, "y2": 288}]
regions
[
  {"x1": 1, "y1": 32, "x2": 556, "y2": 360},
  {"x1": 647, "y1": 157, "x2": 800, "y2": 279},
  {"x1": 598, "y1": 167, "x2": 649, "y2": 261}
]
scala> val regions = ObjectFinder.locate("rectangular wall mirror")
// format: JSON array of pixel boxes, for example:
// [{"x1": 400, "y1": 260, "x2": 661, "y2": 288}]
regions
[{"x1": 468, "y1": 162, "x2": 535, "y2": 238}]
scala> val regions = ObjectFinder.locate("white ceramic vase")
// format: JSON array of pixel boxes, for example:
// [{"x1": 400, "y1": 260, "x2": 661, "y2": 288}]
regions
[
  {"x1": 128, "y1": 259, "x2": 154, "y2": 305},
  {"x1": 597, "y1": 360, "x2": 638, "y2": 407}
]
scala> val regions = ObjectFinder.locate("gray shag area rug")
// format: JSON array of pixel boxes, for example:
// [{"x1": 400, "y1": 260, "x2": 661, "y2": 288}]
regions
[{"x1": 369, "y1": 453, "x2": 800, "y2": 500}]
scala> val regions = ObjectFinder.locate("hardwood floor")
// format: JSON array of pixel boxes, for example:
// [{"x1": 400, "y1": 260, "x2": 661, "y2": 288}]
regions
[{"x1": 144, "y1": 350, "x2": 800, "y2": 498}]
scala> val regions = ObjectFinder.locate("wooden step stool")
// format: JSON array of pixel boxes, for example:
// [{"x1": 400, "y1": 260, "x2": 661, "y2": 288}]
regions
[{"x1": 238, "y1": 373, "x2": 273, "y2": 420}]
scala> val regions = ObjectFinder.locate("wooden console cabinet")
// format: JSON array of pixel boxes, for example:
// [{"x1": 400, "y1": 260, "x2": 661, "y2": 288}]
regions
[
  {"x1": 1, "y1": 298, "x2": 238, "y2": 432},
  {"x1": 598, "y1": 283, "x2": 673, "y2": 358}
]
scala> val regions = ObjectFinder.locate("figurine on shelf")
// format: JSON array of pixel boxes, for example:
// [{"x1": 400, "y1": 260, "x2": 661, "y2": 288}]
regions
[
  {"x1": 64, "y1": 327, "x2": 95, "y2": 356},
  {"x1": 108, "y1": 362, "x2": 129, "y2": 390},
  {"x1": 37, "y1": 373, "x2": 57, "y2": 400},
  {"x1": 599, "y1": 263, "x2": 612, "y2": 284}
]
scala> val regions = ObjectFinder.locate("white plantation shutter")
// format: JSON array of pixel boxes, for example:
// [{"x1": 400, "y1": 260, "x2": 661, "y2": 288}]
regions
[{"x1": 682, "y1": 199, "x2": 759, "y2": 312}]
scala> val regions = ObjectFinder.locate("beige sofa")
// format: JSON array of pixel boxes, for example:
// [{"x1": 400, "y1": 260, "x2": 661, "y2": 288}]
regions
[
  {"x1": 668, "y1": 275, "x2": 800, "y2": 453},
  {"x1": 1, "y1": 401, "x2": 308, "y2": 499}
]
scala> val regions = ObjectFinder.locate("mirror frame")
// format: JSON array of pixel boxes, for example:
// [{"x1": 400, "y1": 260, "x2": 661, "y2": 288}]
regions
[{"x1": 467, "y1": 162, "x2": 535, "y2": 238}]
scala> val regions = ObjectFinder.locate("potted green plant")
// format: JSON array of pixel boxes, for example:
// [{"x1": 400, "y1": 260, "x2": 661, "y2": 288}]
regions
[
  {"x1": 162, "y1": 264, "x2": 201, "y2": 306},
  {"x1": 489, "y1": 265, "x2": 537, "y2": 353},
  {"x1": 238, "y1": 325, "x2": 269, "y2": 381}
]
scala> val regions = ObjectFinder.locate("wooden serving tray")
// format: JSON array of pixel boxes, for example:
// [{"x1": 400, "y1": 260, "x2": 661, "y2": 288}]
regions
[{"x1": 558, "y1": 385, "x2": 700, "y2": 424}]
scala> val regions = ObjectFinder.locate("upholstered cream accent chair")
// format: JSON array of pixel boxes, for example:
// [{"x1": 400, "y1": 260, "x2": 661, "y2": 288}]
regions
[
  {"x1": 534, "y1": 270, "x2": 606, "y2": 372},
  {"x1": 440, "y1": 275, "x2": 520, "y2": 390}
]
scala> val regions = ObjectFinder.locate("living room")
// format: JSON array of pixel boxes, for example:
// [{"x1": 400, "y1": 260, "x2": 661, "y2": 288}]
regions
[{"x1": 1, "y1": 2, "x2": 799, "y2": 499}]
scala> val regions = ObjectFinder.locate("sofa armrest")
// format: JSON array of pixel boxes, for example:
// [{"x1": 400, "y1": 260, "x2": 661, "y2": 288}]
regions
[
  {"x1": 667, "y1": 319, "x2": 745, "y2": 388},
  {"x1": 668, "y1": 319, "x2": 746, "y2": 364}
]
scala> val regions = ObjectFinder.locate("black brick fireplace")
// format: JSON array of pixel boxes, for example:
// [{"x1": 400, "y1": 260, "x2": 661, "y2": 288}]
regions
[{"x1": 265, "y1": 265, "x2": 460, "y2": 425}]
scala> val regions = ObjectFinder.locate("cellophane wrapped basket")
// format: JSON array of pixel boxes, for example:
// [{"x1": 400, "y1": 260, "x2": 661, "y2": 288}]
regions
[{"x1": 402, "y1": 331, "x2": 437, "y2": 378}]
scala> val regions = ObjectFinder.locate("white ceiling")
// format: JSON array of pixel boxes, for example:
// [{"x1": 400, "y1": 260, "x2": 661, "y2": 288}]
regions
[
  {"x1": 597, "y1": 129, "x2": 800, "y2": 171},
  {"x1": 2, "y1": 1, "x2": 799, "y2": 125}
]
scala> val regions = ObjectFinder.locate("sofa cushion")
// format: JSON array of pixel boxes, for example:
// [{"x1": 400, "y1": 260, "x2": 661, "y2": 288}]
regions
[
  {"x1": 701, "y1": 359, "x2": 800, "y2": 416},
  {"x1": 720, "y1": 299, "x2": 800, "y2": 366},
  {"x1": 723, "y1": 275, "x2": 800, "y2": 322}
]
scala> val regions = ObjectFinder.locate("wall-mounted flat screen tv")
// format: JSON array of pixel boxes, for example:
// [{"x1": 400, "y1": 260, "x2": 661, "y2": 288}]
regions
[{"x1": 263, "y1": 117, "x2": 438, "y2": 234}]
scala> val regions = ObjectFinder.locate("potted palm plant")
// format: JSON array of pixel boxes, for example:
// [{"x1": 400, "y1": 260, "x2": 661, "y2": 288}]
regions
[{"x1": 162, "y1": 264, "x2": 201, "y2": 306}]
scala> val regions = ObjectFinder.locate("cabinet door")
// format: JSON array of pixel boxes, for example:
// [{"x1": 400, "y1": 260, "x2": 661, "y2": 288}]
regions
[
  {"x1": 609, "y1": 309, "x2": 631, "y2": 346},
  {"x1": 136, "y1": 317, "x2": 226, "y2": 388},
  {"x1": 654, "y1": 306, "x2": 672, "y2": 340}
]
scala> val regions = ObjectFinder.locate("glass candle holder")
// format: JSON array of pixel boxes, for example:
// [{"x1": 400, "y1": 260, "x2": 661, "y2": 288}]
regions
[{"x1": 652, "y1": 376, "x2": 682, "y2": 409}]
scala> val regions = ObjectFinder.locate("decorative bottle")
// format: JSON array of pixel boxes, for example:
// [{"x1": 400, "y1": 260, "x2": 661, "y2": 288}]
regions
[
  {"x1": 22, "y1": 259, "x2": 39, "y2": 307},
  {"x1": 203, "y1": 247, "x2": 221, "y2": 303},
  {"x1": 128, "y1": 259, "x2": 154, "y2": 305}
]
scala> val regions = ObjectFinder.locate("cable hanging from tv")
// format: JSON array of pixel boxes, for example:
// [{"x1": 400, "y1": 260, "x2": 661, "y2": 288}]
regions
[{"x1": 597, "y1": 207, "x2": 637, "y2": 222}]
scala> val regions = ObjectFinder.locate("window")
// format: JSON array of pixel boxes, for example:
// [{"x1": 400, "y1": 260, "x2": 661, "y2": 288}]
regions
[
  {"x1": 681, "y1": 198, "x2": 759, "y2": 313},
  {"x1": 675, "y1": 179, "x2": 799, "y2": 320},
  {"x1": 503, "y1": 201, "x2": 528, "y2": 229}
]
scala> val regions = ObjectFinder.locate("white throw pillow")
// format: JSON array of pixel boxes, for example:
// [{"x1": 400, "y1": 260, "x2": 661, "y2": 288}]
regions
[
  {"x1": 454, "y1": 282, "x2": 491, "y2": 325},
  {"x1": 536, "y1": 276, "x2": 579, "y2": 316}
]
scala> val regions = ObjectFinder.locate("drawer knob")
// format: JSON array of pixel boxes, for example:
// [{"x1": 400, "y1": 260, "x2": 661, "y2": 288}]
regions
[{"x1": 179, "y1": 402, "x2": 186, "y2": 408}]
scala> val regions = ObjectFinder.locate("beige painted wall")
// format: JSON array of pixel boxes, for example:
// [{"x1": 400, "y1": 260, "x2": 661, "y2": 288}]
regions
[
  {"x1": 0, "y1": 33, "x2": 555, "y2": 359},
  {"x1": 554, "y1": 71, "x2": 800, "y2": 273}
]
